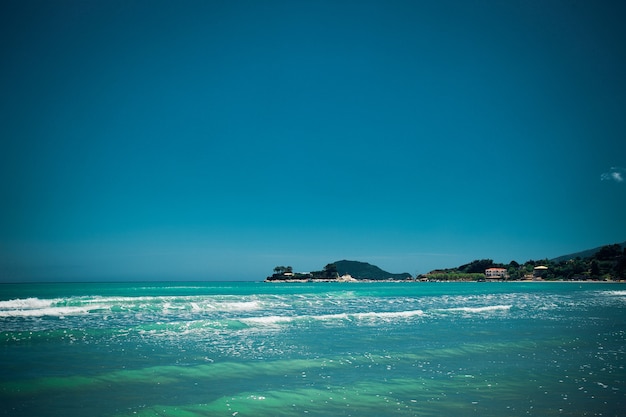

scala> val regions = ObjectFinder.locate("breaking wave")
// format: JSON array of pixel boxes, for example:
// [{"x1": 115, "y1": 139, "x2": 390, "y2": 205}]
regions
[
  {"x1": 440, "y1": 305, "x2": 512, "y2": 313},
  {"x1": 240, "y1": 309, "x2": 426, "y2": 327},
  {"x1": 0, "y1": 296, "x2": 263, "y2": 318}
]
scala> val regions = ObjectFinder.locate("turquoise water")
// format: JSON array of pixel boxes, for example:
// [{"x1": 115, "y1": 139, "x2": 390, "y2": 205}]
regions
[{"x1": 1, "y1": 281, "x2": 625, "y2": 416}]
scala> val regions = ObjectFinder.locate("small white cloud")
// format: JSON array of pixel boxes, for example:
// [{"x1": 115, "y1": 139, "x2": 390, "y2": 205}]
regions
[{"x1": 601, "y1": 167, "x2": 625, "y2": 183}]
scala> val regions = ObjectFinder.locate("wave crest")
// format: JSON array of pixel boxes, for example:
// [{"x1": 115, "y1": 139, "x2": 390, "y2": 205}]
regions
[{"x1": 441, "y1": 305, "x2": 512, "y2": 313}]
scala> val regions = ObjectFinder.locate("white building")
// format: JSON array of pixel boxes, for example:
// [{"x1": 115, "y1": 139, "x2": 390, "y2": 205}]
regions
[{"x1": 485, "y1": 267, "x2": 508, "y2": 279}]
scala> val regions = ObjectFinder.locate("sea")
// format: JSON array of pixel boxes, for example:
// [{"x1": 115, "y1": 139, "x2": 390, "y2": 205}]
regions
[{"x1": 1, "y1": 281, "x2": 625, "y2": 417}]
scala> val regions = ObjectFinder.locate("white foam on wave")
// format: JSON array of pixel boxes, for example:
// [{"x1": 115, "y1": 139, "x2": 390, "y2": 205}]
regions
[
  {"x1": 0, "y1": 297, "x2": 58, "y2": 310},
  {"x1": 78, "y1": 296, "x2": 152, "y2": 304},
  {"x1": 310, "y1": 309, "x2": 425, "y2": 322},
  {"x1": 1, "y1": 295, "x2": 266, "y2": 314},
  {"x1": 158, "y1": 300, "x2": 261, "y2": 314},
  {"x1": 240, "y1": 309, "x2": 425, "y2": 328},
  {"x1": 217, "y1": 301, "x2": 263, "y2": 311},
  {"x1": 353, "y1": 310, "x2": 425, "y2": 319},
  {"x1": 442, "y1": 305, "x2": 512, "y2": 313},
  {"x1": 162, "y1": 302, "x2": 185, "y2": 311},
  {"x1": 603, "y1": 290, "x2": 626, "y2": 297},
  {"x1": 314, "y1": 313, "x2": 351, "y2": 321},
  {"x1": 240, "y1": 316, "x2": 294, "y2": 326},
  {"x1": 0, "y1": 297, "x2": 107, "y2": 317},
  {"x1": 0, "y1": 306, "x2": 104, "y2": 317}
]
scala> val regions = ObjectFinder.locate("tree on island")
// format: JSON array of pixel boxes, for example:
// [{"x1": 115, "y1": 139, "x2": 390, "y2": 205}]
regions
[
  {"x1": 310, "y1": 263, "x2": 339, "y2": 279},
  {"x1": 273, "y1": 266, "x2": 293, "y2": 275},
  {"x1": 458, "y1": 259, "x2": 495, "y2": 274},
  {"x1": 324, "y1": 263, "x2": 338, "y2": 277},
  {"x1": 506, "y1": 260, "x2": 521, "y2": 280},
  {"x1": 590, "y1": 260, "x2": 600, "y2": 278}
]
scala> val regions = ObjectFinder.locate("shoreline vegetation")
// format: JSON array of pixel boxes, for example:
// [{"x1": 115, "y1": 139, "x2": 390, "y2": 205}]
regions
[{"x1": 266, "y1": 243, "x2": 626, "y2": 283}]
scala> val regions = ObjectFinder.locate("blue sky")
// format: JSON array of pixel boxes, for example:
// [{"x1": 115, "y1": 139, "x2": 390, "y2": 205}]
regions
[{"x1": 1, "y1": 0, "x2": 625, "y2": 281}]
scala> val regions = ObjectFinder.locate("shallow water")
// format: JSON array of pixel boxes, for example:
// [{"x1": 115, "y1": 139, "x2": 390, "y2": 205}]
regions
[{"x1": 1, "y1": 281, "x2": 625, "y2": 416}]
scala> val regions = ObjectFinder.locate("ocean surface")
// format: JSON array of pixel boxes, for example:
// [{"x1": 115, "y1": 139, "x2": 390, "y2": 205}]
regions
[{"x1": 1, "y1": 281, "x2": 625, "y2": 417}]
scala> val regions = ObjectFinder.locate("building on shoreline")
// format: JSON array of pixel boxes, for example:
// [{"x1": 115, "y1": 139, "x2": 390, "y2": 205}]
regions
[
  {"x1": 533, "y1": 265, "x2": 548, "y2": 279},
  {"x1": 485, "y1": 267, "x2": 508, "y2": 280}
]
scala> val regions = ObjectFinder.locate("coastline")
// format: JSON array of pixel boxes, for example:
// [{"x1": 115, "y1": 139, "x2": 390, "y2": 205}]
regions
[{"x1": 265, "y1": 278, "x2": 626, "y2": 283}]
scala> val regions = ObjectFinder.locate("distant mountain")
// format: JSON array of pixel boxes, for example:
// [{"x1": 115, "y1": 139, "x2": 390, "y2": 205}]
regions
[
  {"x1": 551, "y1": 241, "x2": 626, "y2": 263},
  {"x1": 333, "y1": 260, "x2": 412, "y2": 280}
]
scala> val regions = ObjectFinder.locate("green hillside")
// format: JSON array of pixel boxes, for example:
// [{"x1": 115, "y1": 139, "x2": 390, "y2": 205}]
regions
[
  {"x1": 421, "y1": 242, "x2": 626, "y2": 281},
  {"x1": 551, "y1": 241, "x2": 626, "y2": 263},
  {"x1": 333, "y1": 260, "x2": 411, "y2": 280}
]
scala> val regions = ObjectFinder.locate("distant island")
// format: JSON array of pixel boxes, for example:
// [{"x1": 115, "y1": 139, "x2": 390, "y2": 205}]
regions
[
  {"x1": 266, "y1": 242, "x2": 626, "y2": 282},
  {"x1": 266, "y1": 260, "x2": 412, "y2": 282}
]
